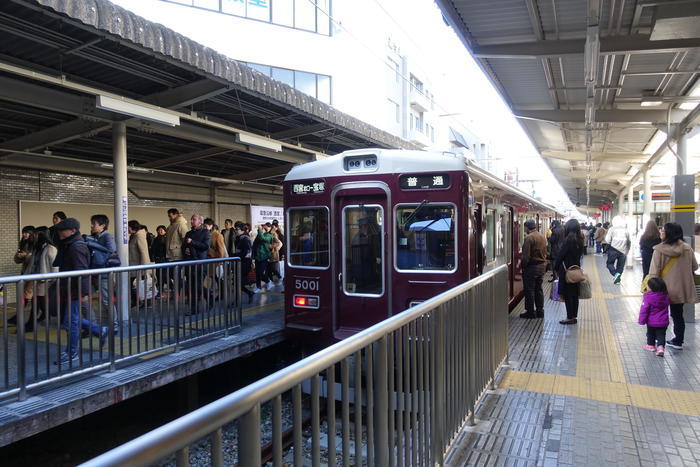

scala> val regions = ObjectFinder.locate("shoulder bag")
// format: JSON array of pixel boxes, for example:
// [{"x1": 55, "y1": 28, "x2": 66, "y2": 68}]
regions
[
  {"x1": 565, "y1": 265, "x2": 587, "y2": 283},
  {"x1": 578, "y1": 279, "x2": 592, "y2": 299},
  {"x1": 640, "y1": 257, "x2": 677, "y2": 293}
]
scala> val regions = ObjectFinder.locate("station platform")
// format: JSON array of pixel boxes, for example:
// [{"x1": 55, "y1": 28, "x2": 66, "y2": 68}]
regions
[
  {"x1": 0, "y1": 290, "x2": 285, "y2": 447},
  {"x1": 446, "y1": 253, "x2": 700, "y2": 466}
]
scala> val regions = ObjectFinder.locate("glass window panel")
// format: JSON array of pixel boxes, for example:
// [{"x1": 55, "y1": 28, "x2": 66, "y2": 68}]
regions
[
  {"x1": 247, "y1": 0, "x2": 270, "y2": 21},
  {"x1": 295, "y1": 70, "x2": 316, "y2": 96},
  {"x1": 316, "y1": 0, "x2": 330, "y2": 35},
  {"x1": 288, "y1": 208, "x2": 329, "y2": 267},
  {"x1": 344, "y1": 206, "x2": 383, "y2": 295},
  {"x1": 272, "y1": 0, "x2": 294, "y2": 26},
  {"x1": 248, "y1": 63, "x2": 271, "y2": 76},
  {"x1": 221, "y1": 0, "x2": 246, "y2": 16},
  {"x1": 485, "y1": 209, "x2": 495, "y2": 261},
  {"x1": 272, "y1": 66, "x2": 295, "y2": 87},
  {"x1": 317, "y1": 74, "x2": 331, "y2": 103},
  {"x1": 193, "y1": 0, "x2": 219, "y2": 9},
  {"x1": 396, "y1": 204, "x2": 456, "y2": 271},
  {"x1": 295, "y1": 0, "x2": 316, "y2": 31}
]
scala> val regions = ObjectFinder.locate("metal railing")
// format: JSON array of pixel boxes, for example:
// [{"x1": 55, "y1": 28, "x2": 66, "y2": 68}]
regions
[
  {"x1": 1, "y1": 257, "x2": 242, "y2": 401},
  {"x1": 82, "y1": 265, "x2": 509, "y2": 467}
]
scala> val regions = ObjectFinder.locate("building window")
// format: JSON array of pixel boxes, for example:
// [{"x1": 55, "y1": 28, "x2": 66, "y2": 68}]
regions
[
  {"x1": 163, "y1": 0, "x2": 332, "y2": 35},
  {"x1": 410, "y1": 74, "x2": 423, "y2": 93},
  {"x1": 388, "y1": 99, "x2": 400, "y2": 123},
  {"x1": 242, "y1": 61, "x2": 332, "y2": 104}
]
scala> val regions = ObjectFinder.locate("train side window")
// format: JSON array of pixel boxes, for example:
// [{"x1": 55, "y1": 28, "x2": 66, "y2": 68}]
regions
[
  {"x1": 395, "y1": 203, "x2": 456, "y2": 272},
  {"x1": 343, "y1": 206, "x2": 383, "y2": 295},
  {"x1": 485, "y1": 209, "x2": 496, "y2": 262},
  {"x1": 288, "y1": 207, "x2": 330, "y2": 268}
]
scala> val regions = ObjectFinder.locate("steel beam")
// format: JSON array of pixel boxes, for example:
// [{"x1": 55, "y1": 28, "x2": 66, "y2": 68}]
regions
[
  {"x1": 271, "y1": 123, "x2": 328, "y2": 140},
  {"x1": 234, "y1": 163, "x2": 297, "y2": 181},
  {"x1": 515, "y1": 109, "x2": 689, "y2": 123},
  {"x1": 472, "y1": 35, "x2": 700, "y2": 58},
  {"x1": 141, "y1": 147, "x2": 232, "y2": 169}
]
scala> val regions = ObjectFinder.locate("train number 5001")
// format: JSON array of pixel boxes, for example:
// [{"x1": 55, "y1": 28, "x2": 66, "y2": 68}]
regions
[{"x1": 295, "y1": 279, "x2": 319, "y2": 291}]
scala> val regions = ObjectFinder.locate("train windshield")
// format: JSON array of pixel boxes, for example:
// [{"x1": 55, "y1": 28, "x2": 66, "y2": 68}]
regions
[
  {"x1": 288, "y1": 207, "x2": 330, "y2": 268},
  {"x1": 396, "y1": 203, "x2": 456, "y2": 271}
]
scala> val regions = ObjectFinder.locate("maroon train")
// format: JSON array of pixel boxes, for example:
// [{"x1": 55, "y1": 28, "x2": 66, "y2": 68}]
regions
[{"x1": 282, "y1": 149, "x2": 560, "y2": 347}]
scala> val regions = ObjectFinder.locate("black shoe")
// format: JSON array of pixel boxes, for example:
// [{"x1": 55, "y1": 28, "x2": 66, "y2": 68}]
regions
[
  {"x1": 7, "y1": 315, "x2": 17, "y2": 326},
  {"x1": 666, "y1": 340, "x2": 682, "y2": 350},
  {"x1": 535, "y1": 312, "x2": 544, "y2": 318},
  {"x1": 519, "y1": 312, "x2": 537, "y2": 319},
  {"x1": 559, "y1": 318, "x2": 577, "y2": 325}
]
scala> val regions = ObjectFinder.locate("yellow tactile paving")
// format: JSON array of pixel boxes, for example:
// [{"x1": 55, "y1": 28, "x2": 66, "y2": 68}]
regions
[
  {"x1": 576, "y1": 258, "x2": 626, "y2": 383},
  {"x1": 500, "y1": 369, "x2": 700, "y2": 417}
]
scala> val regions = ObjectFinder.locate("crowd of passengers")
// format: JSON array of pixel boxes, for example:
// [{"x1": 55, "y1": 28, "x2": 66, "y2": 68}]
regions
[
  {"x1": 6, "y1": 209, "x2": 284, "y2": 364},
  {"x1": 519, "y1": 217, "x2": 699, "y2": 357}
]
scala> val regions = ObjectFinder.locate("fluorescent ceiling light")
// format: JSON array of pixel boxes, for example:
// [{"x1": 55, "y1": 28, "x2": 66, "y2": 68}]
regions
[
  {"x1": 640, "y1": 96, "x2": 663, "y2": 107},
  {"x1": 96, "y1": 95, "x2": 180, "y2": 127},
  {"x1": 679, "y1": 81, "x2": 700, "y2": 110},
  {"x1": 236, "y1": 133, "x2": 282, "y2": 152},
  {"x1": 208, "y1": 177, "x2": 241, "y2": 184},
  {"x1": 127, "y1": 165, "x2": 153, "y2": 174}
]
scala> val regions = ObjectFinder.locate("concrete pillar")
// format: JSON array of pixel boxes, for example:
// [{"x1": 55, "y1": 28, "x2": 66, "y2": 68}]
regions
[
  {"x1": 617, "y1": 191, "x2": 624, "y2": 217},
  {"x1": 643, "y1": 169, "x2": 652, "y2": 226},
  {"x1": 211, "y1": 186, "x2": 219, "y2": 224},
  {"x1": 673, "y1": 129, "x2": 696, "y2": 322},
  {"x1": 113, "y1": 122, "x2": 130, "y2": 323}
]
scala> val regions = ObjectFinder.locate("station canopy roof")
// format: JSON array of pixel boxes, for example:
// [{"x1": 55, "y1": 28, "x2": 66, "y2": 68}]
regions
[
  {"x1": 436, "y1": 0, "x2": 700, "y2": 209},
  {"x1": 0, "y1": 0, "x2": 418, "y2": 190}
]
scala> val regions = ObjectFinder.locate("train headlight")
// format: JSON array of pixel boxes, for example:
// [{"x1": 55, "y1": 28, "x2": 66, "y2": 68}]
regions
[{"x1": 294, "y1": 294, "x2": 320, "y2": 309}]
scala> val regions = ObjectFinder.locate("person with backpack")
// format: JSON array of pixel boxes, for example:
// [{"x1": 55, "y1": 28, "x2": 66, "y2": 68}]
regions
[
  {"x1": 86, "y1": 215, "x2": 118, "y2": 330},
  {"x1": 53, "y1": 218, "x2": 107, "y2": 365},
  {"x1": 605, "y1": 216, "x2": 631, "y2": 284}
]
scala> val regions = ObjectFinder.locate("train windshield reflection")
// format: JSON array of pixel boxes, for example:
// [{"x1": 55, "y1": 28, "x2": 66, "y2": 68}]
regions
[
  {"x1": 397, "y1": 204, "x2": 456, "y2": 271},
  {"x1": 288, "y1": 207, "x2": 329, "y2": 268}
]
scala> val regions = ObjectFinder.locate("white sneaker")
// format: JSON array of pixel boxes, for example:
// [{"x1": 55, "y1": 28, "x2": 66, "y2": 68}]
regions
[
  {"x1": 252, "y1": 288, "x2": 262, "y2": 294},
  {"x1": 266, "y1": 281, "x2": 274, "y2": 289}
]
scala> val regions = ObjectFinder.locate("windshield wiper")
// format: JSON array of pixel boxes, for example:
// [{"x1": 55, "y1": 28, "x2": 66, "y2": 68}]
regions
[{"x1": 403, "y1": 200, "x2": 429, "y2": 230}]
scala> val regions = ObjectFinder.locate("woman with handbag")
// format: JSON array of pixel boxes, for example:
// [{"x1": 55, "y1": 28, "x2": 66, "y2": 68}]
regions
[
  {"x1": 648, "y1": 223, "x2": 698, "y2": 350},
  {"x1": 554, "y1": 219, "x2": 585, "y2": 325}
]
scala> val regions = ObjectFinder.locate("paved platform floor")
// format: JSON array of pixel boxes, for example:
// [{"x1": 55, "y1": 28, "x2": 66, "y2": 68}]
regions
[{"x1": 446, "y1": 254, "x2": 700, "y2": 466}]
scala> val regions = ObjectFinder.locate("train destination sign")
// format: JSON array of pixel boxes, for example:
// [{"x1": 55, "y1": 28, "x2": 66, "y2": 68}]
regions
[
  {"x1": 292, "y1": 181, "x2": 325, "y2": 194},
  {"x1": 399, "y1": 174, "x2": 450, "y2": 190}
]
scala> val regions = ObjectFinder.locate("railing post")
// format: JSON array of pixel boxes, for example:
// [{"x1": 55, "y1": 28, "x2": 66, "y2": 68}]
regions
[
  {"x1": 373, "y1": 336, "x2": 388, "y2": 466},
  {"x1": 109, "y1": 272, "x2": 116, "y2": 372},
  {"x1": 17, "y1": 280, "x2": 27, "y2": 401},
  {"x1": 173, "y1": 265, "x2": 181, "y2": 351},
  {"x1": 433, "y1": 305, "x2": 445, "y2": 466},
  {"x1": 239, "y1": 403, "x2": 261, "y2": 466},
  {"x1": 236, "y1": 259, "x2": 242, "y2": 326}
]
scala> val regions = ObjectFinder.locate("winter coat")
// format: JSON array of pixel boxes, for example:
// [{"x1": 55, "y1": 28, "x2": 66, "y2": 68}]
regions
[
  {"x1": 54, "y1": 231, "x2": 90, "y2": 300},
  {"x1": 253, "y1": 228, "x2": 273, "y2": 261},
  {"x1": 605, "y1": 216, "x2": 630, "y2": 254},
  {"x1": 548, "y1": 225, "x2": 566, "y2": 258},
  {"x1": 594, "y1": 227, "x2": 607, "y2": 243},
  {"x1": 236, "y1": 234, "x2": 253, "y2": 260},
  {"x1": 152, "y1": 234, "x2": 167, "y2": 263},
  {"x1": 649, "y1": 241, "x2": 699, "y2": 305},
  {"x1": 165, "y1": 215, "x2": 189, "y2": 261},
  {"x1": 639, "y1": 237, "x2": 661, "y2": 271},
  {"x1": 638, "y1": 291, "x2": 670, "y2": 327},
  {"x1": 521, "y1": 230, "x2": 547, "y2": 269},
  {"x1": 208, "y1": 230, "x2": 227, "y2": 258},
  {"x1": 129, "y1": 228, "x2": 152, "y2": 266},
  {"x1": 270, "y1": 233, "x2": 283, "y2": 263},
  {"x1": 32, "y1": 243, "x2": 58, "y2": 296},
  {"x1": 184, "y1": 226, "x2": 211, "y2": 260}
]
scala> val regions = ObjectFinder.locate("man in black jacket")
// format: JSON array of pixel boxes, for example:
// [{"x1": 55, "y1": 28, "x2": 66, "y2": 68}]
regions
[
  {"x1": 54, "y1": 218, "x2": 107, "y2": 365},
  {"x1": 183, "y1": 214, "x2": 211, "y2": 313}
]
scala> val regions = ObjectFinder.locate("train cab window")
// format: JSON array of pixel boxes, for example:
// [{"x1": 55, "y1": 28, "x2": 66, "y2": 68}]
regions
[
  {"x1": 395, "y1": 203, "x2": 456, "y2": 271},
  {"x1": 343, "y1": 206, "x2": 383, "y2": 296},
  {"x1": 288, "y1": 208, "x2": 330, "y2": 268}
]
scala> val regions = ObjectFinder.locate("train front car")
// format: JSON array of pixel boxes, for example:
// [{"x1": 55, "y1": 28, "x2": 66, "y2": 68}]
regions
[{"x1": 283, "y1": 149, "x2": 471, "y2": 348}]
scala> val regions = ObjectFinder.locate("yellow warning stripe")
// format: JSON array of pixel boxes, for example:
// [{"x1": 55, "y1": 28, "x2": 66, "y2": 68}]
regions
[
  {"x1": 500, "y1": 370, "x2": 700, "y2": 417},
  {"x1": 671, "y1": 208, "x2": 694, "y2": 212},
  {"x1": 671, "y1": 204, "x2": 695, "y2": 208},
  {"x1": 575, "y1": 256, "x2": 625, "y2": 383}
]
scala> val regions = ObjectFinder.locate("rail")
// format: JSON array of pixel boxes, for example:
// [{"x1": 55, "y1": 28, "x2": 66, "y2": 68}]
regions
[
  {"x1": 82, "y1": 265, "x2": 509, "y2": 467},
  {"x1": 1, "y1": 257, "x2": 242, "y2": 401}
]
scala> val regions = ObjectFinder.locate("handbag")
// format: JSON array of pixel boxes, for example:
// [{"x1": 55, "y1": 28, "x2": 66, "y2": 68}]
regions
[
  {"x1": 565, "y1": 265, "x2": 587, "y2": 283},
  {"x1": 578, "y1": 280, "x2": 592, "y2": 299},
  {"x1": 640, "y1": 257, "x2": 677, "y2": 293}
]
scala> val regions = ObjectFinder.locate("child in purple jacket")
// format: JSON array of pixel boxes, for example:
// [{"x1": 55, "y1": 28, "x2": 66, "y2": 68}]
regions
[{"x1": 638, "y1": 277, "x2": 671, "y2": 357}]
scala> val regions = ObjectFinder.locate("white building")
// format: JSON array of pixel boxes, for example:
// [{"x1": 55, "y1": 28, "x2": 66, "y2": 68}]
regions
[{"x1": 111, "y1": 0, "x2": 491, "y2": 159}]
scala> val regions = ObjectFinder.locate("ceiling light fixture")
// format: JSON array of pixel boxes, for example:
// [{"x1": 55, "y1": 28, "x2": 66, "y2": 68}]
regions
[
  {"x1": 96, "y1": 95, "x2": 180, "y2": 127},
  {"x1": 235, "y1": 133, "x2": 282, "y2": 152}
]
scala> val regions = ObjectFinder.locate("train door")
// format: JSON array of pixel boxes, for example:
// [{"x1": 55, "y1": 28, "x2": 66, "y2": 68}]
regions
[
  {"x1": 473, "y1": 202, "x2": 484, "y2": 274},
  {"x1": 333, "y1": 189, "x2": 389, "y2": 340}
]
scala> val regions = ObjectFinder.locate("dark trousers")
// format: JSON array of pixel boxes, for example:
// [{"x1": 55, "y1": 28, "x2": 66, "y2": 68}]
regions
[
  {"x1": 560, "y1": 281, "x2": 579, "y2": 319},
  {"x1": 255, "y1": 259, "x2": 269, "y2": 288},
  {"x1": 646, "y1": 325, "x2": 667, "y2": 346},
  {"x1": 606, "y1": 248, "x2": 626, "y2": 275},
  {"x1": 670, "y1": 303, "x2": 685, "y2": 344},
  {"x1": 595, "y1": 241, "x2": 602, "y2": 254},
  {"x1": 241, "y1": 260, "x2": 253, "y2": 297},
  {"x1": 523, "y1": 262, "x2": 545, "y2": 314}
]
